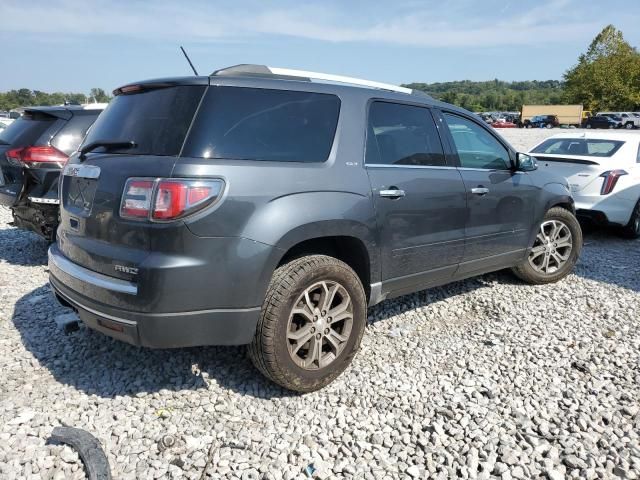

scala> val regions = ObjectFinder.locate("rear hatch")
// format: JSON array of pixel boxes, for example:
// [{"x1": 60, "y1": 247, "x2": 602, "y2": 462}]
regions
[
  {"x1": 0, "y1": 110, "x2": 65, "y2": 206},
  {"x1": 530, "y1": 137, "x2": 626, "y2": 194},
  {"x1": 57, "y1": 81, "x2": 207, "y2": 279}
]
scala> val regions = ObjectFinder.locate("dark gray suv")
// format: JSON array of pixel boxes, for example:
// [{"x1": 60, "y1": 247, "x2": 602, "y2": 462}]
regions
[{"x1": 48, "y1": 65, "x2": 582, "y2": 391}]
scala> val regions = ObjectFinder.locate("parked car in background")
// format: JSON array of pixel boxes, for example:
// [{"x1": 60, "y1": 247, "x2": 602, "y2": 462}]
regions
[
  {"x1": 0, "y1": 121, "x2": 10, "y2": 131},
  {"x1": 0, "y1": 104, "x2": 106, "y2": 241},
  {"x1": 491, "y1": 119, "x2": 517, "y2": 128},
  {"x1": 48, "y1": 65, "x2": 581, "y2": 391},
  {"x1": 582, "y1": 115, "x2": 621, "y2": 129},
  {"x1": 598, "y1": 112, "x2": 639, "y2": 129},
  {"x1": 524, "y1": 115, "x2": 560, "y2": 129},
  {"x1": 530, "y1": 132, "x2": 640, "y2": 238}
]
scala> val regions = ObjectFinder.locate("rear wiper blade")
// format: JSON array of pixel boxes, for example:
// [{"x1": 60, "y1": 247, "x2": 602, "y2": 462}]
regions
[
  {"x1": 0, "y1": 140, "x2": 10, "y2": 145},
  {"x1": 79, "y1": 140, "x2": 136, "y2": 161}
]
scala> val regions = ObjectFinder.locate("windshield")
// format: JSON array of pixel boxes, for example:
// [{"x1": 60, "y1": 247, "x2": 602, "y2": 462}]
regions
[
  {"x1": 82, "y1": 85, "x2": 206, "y2": 156},
  {"x1": 532, "y1": 138, "x2": 624, "y2": 157}
]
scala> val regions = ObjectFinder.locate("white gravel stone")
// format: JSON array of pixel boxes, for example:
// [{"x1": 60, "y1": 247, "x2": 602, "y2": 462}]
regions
[{"x1": 0, "y1": 130, "x2": 639, "y2": 479}]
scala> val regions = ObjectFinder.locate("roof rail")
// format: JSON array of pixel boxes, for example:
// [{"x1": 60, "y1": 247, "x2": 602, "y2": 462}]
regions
[{"x1": 211, "y1": 64, "x2": 413, "y2": 95}]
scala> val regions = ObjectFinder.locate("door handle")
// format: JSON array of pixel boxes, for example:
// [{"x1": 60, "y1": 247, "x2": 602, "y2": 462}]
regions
[
  {"x1": 471, "y1": 187, "x2": 489, "y2": 196},
  {"x1": 379, "y1": 188, "x2": 405, "y2": 198}
]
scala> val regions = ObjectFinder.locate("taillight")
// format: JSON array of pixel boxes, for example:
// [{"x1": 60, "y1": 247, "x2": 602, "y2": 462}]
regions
[
  {"x1": 120, "y1": 178, "x2": 224, "y2": 221},
  {"x1": 5, "y1": 146, "x2": 68, "y2": 168},
  {"x1": 120, "y1": 180, "x2": 154, "y2": 219},
  {"x1": 600, "y1": 170, "x2": 628, "y2": 195}
]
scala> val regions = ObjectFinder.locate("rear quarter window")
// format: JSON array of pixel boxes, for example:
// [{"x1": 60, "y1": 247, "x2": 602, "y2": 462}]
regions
[{"x1": 182, "y1": 87, "x2": 341, "y2": 163}]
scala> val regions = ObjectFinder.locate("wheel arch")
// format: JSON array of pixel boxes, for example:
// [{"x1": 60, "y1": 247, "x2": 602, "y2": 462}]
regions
[{"x1": 276, "y1": 233, "x2": 374, "y2": 302}]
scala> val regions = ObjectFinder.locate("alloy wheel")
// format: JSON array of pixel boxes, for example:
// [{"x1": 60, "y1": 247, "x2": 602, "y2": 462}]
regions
[
  {"x1": 528, "y1": 220, "x2": 573, "y2": 274},
  {"x1": 286, "y1": 280, "x2": 354, "y2": 370}
]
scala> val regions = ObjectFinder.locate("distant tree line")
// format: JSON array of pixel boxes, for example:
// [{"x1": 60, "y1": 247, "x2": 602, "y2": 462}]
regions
[
  {"x1": 0, "y1": 88, "x2": 110, "y2": 111},
  {"x1": 405, "y1": 25, "x2": 639, "y2": 112},
  {"x1": 404, "y1": 79, "x2": 565, "y2": 112}
]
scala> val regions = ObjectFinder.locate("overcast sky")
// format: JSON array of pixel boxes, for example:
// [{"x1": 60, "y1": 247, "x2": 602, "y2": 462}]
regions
[{"x1": 1, "y1": 0, "x2": 638, "y2": 93}]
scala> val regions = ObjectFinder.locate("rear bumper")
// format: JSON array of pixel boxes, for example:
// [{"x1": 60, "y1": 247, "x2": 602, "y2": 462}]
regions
[
  {"x1": 48, "y1": 244, "x2": 262, "y2": 347},
  {"x1": 574, "y1": 194, "x2": 635, "y2": 226}
]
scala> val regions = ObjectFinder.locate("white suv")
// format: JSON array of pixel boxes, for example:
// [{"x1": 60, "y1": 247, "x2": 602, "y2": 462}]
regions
[
  {"x1": 529, "y1": 132, "x2": 640, "y2": 238},
  {"x1": 598, "y1": 112, "x2": 640, "y2": 129}
]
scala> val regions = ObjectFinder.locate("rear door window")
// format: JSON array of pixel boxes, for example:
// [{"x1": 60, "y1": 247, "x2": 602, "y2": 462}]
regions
[
  {"x1": 183, "y1": 87, "x2": 341, "y2": 163},
  {"x1": 365, "y1": 101, "x2": 446, "y2": 166},
  {"x1": 82, "y1": 86, "x2": 206, "y2": 156}
]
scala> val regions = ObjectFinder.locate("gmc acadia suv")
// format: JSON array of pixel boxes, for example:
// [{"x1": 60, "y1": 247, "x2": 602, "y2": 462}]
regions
[{"x1": 48, "y1": 65, "x2": 582, "y2": 391}]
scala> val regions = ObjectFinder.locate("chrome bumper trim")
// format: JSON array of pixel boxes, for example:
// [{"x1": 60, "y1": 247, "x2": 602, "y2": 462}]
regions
[
  {"x1": 28, "y1": 196, "x2": 60, "y2": 204},
  {"x1": 48, "y1": 246, "x2": 138, "y2": 295}
]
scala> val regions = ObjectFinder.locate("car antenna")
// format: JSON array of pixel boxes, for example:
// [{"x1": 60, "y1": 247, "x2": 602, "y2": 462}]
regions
[{"x1": 180, "y1": 46, "x2": 199, "y2": 76}]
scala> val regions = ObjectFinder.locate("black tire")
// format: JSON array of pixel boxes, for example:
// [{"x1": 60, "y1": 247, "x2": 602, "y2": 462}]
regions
[
  {"x1": 620, "y1": 200, "x2": 640, "y2": 239},
  {"x1": 512, "y1": 207, "x2": 582, "y2": 285},
  {"x1": 625, "y1": 123, "x2": 634, "y2": 130},
  {"x1": 586, "y1": 123, "x2": 592, "y2": 129},
  {"x1": 248, "y1": 255, "x2": 366, "y2": 392}
]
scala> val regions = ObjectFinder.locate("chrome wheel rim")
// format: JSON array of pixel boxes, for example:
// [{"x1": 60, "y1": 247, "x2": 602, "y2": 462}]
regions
[
  {"x1": 529, "y1": 220, "x2": 573, "y2": 274},
  {"x1": 286, "y1": 281, "x2": 353, "y2": 370}
]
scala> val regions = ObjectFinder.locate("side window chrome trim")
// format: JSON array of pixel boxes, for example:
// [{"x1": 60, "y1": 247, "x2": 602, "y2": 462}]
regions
[
  {"x1": 457, "y1": 167, "x2": 515, "y2": 172},
  {"x1": 365, "y1": 164, "x2": 456, "y2": 170}
]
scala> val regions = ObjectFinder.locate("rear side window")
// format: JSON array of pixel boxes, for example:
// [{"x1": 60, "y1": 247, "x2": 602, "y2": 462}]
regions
[
  {"x1": 531, "y1": 138, "x2": 624, "y2": 157},
  {"x1": 51, "y1": 111, "x2": 101, "y2": 155},
  {"x1": 183, "y1": 87, "x2": 340, "y2": 162},
  {"x1": 0, "y1": 111, "x2": 59, "y2": 147},
  {"x1": 365, "y1": 101, "x2": 445, "y2": 166},
  {"x1": 82, "y1": 86, "x2": 206, "y2": 156}
]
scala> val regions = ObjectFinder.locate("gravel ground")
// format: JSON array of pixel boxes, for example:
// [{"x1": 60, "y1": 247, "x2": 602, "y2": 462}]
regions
[{"x1": 1, "y1": 129, "x2": 639, "y2": 479}]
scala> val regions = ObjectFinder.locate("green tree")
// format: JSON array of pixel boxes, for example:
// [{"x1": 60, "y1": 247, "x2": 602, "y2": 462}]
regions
[
  {"x1": 564, "y1": 25, "x2": 640, "y2": 110},
  {"x1": 89, "y1": 88, "x2": 110, "y2": 103}
]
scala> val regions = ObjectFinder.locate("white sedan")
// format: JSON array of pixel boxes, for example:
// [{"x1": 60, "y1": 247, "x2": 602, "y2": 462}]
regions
[{"x1": 529, "y1": 132, "x2": 640, "y2": 238}]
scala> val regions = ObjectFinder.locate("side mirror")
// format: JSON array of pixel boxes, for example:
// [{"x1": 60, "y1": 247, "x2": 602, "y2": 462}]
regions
[{"x1": 516, "y1": 153, "x2": 538, "y2": 172}]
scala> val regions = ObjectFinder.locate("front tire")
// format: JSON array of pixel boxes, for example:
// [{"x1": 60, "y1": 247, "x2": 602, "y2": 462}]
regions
[
  {"x1": 249, "y1": 255, "x2": 367, "y2": 392},
  {"x1": 620, "y1": 200, "x2": 640, "y2": 239},
  {"x1": 512, "y1": 207, "x2": 582, "y2": 284}
]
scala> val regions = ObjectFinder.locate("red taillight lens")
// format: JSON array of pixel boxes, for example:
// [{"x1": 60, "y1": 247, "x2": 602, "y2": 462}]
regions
[
  {"x1": 120, "y1": 178, "x2": 223, "y2": 221},
  {"x1": 600, "y1": 170, "x2": 628, "y2": 195},
  {"x1": 153, "y1": 181, "x2": 188, "y2": 220},
  {"x1": 5, "y1": 146, "x2": 68, "y2": 168},
  {"x1": 120, "y1": 179, "x2": 154, "y2": 219}
]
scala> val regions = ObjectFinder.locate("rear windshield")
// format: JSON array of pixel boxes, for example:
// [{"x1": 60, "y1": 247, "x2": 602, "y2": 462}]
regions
[
  {"x1": 182, "y1": 86, "x2": 341, "y2": 162},
  {"x1": 531, "y1": 138, "x2": 625, "y2": 157},
  {"x1": 82, "y1": 86, "x2": 206, "y2": 156},
  {"x1": 0, "y1": 111, "x2": 58, "y2": 147},
  {"x1": 51, "y1": 111, "x2": 102, "y2": 155}
]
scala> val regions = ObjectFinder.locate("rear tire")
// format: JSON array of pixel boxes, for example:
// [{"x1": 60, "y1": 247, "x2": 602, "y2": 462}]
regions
[
  {"x1": 586, "y1": 124, "x2": 592, "y2": 129},
  {"x1": 620, "y1": 200, "x2": 640, "y2": 239},
  {"x1": 625, "y1": 123, "x2": 634, "y2": 130},
  {"x1": 512, "y1": 207, "x2": 582, "y2": 284},
  {"x1": 248, "y1": 255, "x2": 366, "y2": 392}
]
